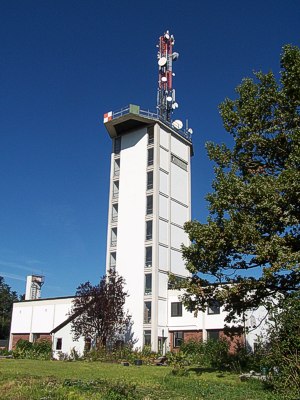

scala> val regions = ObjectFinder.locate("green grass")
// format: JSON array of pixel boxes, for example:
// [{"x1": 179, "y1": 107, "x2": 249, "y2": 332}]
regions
[{"x1": 0, "y1": 359, "x2": 279, "y2": 400}]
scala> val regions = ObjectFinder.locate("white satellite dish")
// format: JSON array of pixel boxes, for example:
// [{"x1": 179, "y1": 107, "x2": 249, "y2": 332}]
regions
[
  {"x1": 172, "y1": 120, "x2": 183, "y2": 130},
  {"x1": 172, "y1": 102, "x2": 178, "y2": 109},
  {"x1": 158, "y1": 57, "x2": 167, "y2": 66},
  {"x1": 172, "y1": 52, "x2": 179, "y2": 61},
  {"x1": 164, "y1": 33, "x2": 170, "y2": 40},
  {"x1": 188, "y1": 128, "x2": 193, "y2": 135},
  {"x1": 166, "y1": 96, "x2": 173, "y2": 102},
  {"x1": 161, "y1": 76, "x2": 167, "y2": 82}
]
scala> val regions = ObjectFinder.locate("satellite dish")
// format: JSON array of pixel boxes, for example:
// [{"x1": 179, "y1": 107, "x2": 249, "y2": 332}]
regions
[
  {"x1": 172, "y1": 52, "x2": 179, "y2": 61},
  {"x1": 172, "y1": 102, "x2": 178, "y2": 109},
  {"x1": 158, "y1": 57, "x2": 167, "y2": 66},
  {"x1": 172, "y1": 73, "x2": 175, "y2": 76},
  {"x1": 166, "y1": 96, "x2": 173, "y2": 102},
  {"x1": 188, "y1": 128, "x2": 193, "y2": 134},
  {"x1": 161, "y1": 77, "x2": 167, "y2": 82},
  {"x1": 172, "y1": 120, "x2": 183, "y2": 130},
  {"x1": 164, "y1": 33, "x2": 170, "y2": 40}
]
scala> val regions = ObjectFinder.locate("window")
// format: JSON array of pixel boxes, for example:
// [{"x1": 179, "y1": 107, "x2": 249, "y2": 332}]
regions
[
  {"x1": 171, "y1": 154, "x2": 187, "y2": 171},
  {"x1": 144, "y1": 330, "x2": 151, "y2": 346},
  {"x1": 145, "y1": 274, "x2": 152, "y2": 295},
  {"x1": 147, "y1": 148, "x2": 154, "y2": 166},
  {"x1": 113, "y1": 181, "x2": 119, "y2": 198},
  {"x1": 114, "y1": 137, "x2": 121, "y2": 154},
  {"x1": 112, "y1": 203, "x2": 118, "y2": 222},
  {"x1": 207, "y1": 300, "x2": 220, "y2": 315},
  {"x1": 146, "y1": 220, "x2": 153, "y2": 241},
  {"x1": 207, "y1": 330, "x2": 221, "y2": 341},
  {"x1": 148, "y1": 127, "x2": 154, "y2": 145},
  {"x1": 145, "y1": 246, "x2": 152, "y2": 267},
  {"x1": 173, "y1": 331, "x2": 183, "y2": 348},
  {"x1": 56, "y1": 338, "x2": 62, "y2": 350},
  {"x1": 171, "y1": 302, "x2": 182, "y2": 317},
  {"x1": 146, "y1": 195, "x2": 153, "y2": 215},
  {"x1": 110, "y1": 252, "x2": 116, "y2": 269},
  {"x1": 114, "y1": 159, "x2": 120, "y2": 177},
  {"x1": 147, "y1": 171, "x2": 153, "y2": 190},
  {"x1": 111, "y1": 228, "x2": 117, "y2": 246},
  {"x1": 144, "y1": 301, "x2": 152, "y2": 323}
]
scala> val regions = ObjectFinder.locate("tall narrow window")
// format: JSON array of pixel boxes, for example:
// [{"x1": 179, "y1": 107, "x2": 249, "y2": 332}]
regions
[
  {"x1": 145, "y1": 274, "x2": 152, "y2": 295},
  {"x1": 147, "y1": 148, "x2": 154, "y2": 166},
  {"x1": 144, "y1": 330, "x2": 151, "y2": 346},
  {"x1": 56, "y1": 338, "x2": 62, "y2": 350},
  {"x1": 114, "y1": 137, "x2": 121, "y2": 154},
  {"x1": 113, "y1": 181, "x2": 119, "y2": 198},
  {"x1": 173, "y1": 331, "x2": 183, "y2": 348},
  {"x1": 114, "y1": 159, "x2": 120, "y2": 177},
  {"x1": 145, "y1": 246, "x2": 152, "y2": 267},
  {"x1": 146, "y1": 220, "x2": 153, "y2": 241},
  {"x1": 111, "y1": 228, "x2": 117, "y2": 246},
  {"x1": 207, "y1": 301, "x2": 220, "y2": 315},
  {"x1": 146, "y1": 195, "x2": 153, "y2": 215},
  {"x1": 148, "y1": 127, "x2": 154, "y2": 145},
  {"x1": 171, "y1": 302, "x2": 183, "y2": 317},
  {"x1": 110, "y1": 252, "x2": 116, "y2": 269},
  {"x1": 112, "y1": 203, "x2": 118, "y2": 222},
  {"x1": 147, "y1": 171, "x2": 153, "y2": 190},
  {"x1": 144, "y1": 301, "x2": 152, "y2": 323}
]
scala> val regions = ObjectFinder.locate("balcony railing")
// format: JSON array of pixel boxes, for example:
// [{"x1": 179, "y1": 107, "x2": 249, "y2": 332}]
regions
[{"x1": 110, "y1": 105, "x2": 192, "y2": 143}]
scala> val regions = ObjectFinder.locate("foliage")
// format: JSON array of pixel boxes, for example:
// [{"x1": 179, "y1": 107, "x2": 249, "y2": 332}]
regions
[
  {"x1": 70, "y1": 269, "x2": 132, "y2": 348},
  {"x1": 180, "y1": 44, "x2": 300, "y2": 325},
  {"x1": 0, "y1": 276, "x2": 18, "y2": 339},
  {"x1": 179, "y1": 338, "x2": 230, "y2": 370},
  {"x1": 13, "y1": 338, "x2": 52, "y2": 360},
  {"x1": 262, "y1": 293, "x2": 300, "y2": 399},
  {"x1": 84, "y1": 344, "x2": 158, "y2": 365}
]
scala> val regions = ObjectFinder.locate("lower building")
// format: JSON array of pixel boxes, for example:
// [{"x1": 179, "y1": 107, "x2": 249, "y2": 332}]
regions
[{"x1": 9, "y1": 288, "x2": 267, "y2": 357}]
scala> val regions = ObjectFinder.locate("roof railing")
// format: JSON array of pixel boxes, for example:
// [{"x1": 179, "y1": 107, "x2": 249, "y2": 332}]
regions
[{"x1": 110, "y1": 105, "x2": 192, "y2": 142}]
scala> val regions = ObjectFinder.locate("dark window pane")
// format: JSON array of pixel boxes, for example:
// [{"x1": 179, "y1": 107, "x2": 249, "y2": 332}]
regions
[
  {"x1": 171, "y1": 302, "x2": 182, "y2": 317},
  {"x1": 147, "y1": 171, "x2": 153, "y2": 190},
  {"x1": 148, "y1": 148, "x2": 154, "y2": 166}
]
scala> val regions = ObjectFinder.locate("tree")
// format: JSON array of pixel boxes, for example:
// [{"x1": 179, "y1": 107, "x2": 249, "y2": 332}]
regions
[
  {"x1": 70, "y1": 269, "x2": 131, "y2": 348},
  {"x1": 0, "y1": 276, "x2": 18, "y2": 339},
  {"x1": 263, "y1": 293, "x2": 300, "y2": 399},
  {"x1": 181, "y1": 45, "x2": 300, "y2": 326}
]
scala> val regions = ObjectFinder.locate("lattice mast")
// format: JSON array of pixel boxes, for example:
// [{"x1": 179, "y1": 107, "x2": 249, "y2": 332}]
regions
[{"x1": 156, "y1": 30, "x2": 179, "y2": 123}]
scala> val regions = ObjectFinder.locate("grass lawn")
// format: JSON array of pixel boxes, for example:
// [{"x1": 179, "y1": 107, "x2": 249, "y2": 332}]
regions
[{"x1": 0, "y1": 359, "x2": 279, "y2": 400}]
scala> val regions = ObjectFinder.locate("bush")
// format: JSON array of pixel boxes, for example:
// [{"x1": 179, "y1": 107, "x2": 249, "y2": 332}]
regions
[
  {"x1": 13, "y1": 339, "x2": 52, "y2": 360},
  {"x1": 179, "y1": 338, "x2": 230, "y2": 370}
]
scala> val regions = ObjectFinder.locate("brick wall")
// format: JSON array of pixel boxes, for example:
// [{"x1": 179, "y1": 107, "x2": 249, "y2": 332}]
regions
[
  {"x1": 169, "y1": 330, "x2": 203, "y2": 352},
  {"x1": 11, "y1": 334, "x2": 30, "y2": 349}
]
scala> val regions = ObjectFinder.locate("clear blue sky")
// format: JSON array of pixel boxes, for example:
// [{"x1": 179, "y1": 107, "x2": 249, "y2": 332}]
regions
[{"x1": 1, "y1": 0, "x2": 299, "y2": 297}]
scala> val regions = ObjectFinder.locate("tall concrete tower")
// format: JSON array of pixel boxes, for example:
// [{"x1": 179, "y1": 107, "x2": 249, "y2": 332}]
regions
[{"x1": 103, "y1": 31, "x2": 193, "y2": 351}]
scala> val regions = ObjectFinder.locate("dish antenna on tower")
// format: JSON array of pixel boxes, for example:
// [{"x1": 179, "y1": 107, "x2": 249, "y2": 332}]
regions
[{"x1": 156, "y1": 30, "x2": 179, "y2": 123}]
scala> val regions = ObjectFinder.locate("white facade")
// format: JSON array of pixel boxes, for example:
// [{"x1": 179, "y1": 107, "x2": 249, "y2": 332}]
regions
[
  {"x1": 9, "y1": 297, "x2": 85, "y2": 358},
  {"x1": 104, "y1": 110, "x2": 192, "y2": 351}
]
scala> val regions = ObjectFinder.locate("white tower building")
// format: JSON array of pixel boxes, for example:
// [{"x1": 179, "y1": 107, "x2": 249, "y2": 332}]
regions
[
  {"x1": 103, "y1": 31, "x2": 193, "y2": 352},
  {"x1": 104, "y1": 109, "x2": 193, "y2": 351}
]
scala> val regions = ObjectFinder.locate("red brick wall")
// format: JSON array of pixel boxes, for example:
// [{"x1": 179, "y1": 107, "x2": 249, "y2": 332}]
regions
[
  {"x1": 220, "y1": 331, "x2": 244, "y2": 353},
  {"x1": 169, "y1": 330, "x2": 203, "y2": 352},
  {"x1": 169, "y1": 330, "x2": 244, "y2": 354},
  {"x1": 11, "y1": 334, "x2": 30, "y2": 349},
  {"x1": 36, "y1": 334, "x2": 51, "y2": 343}
]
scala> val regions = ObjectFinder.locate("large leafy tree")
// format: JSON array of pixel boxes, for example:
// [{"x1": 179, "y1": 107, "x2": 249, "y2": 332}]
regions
[
  {"x1": 0, "y1": 276, "x2": 18, "y2": 339},
  {"x1": 181, "y1": 45, "x2": 300, "y2": 325},
  {"x1": 70, "y1": 269, "x2": 131, "y2": 348}
]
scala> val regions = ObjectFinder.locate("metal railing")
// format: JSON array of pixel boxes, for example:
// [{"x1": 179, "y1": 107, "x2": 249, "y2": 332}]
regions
[{"x1": 111, "y1": 105, "x2": 192, "y2": 142}]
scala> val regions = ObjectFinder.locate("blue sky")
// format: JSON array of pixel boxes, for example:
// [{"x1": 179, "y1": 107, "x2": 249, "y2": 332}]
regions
[{"x1": 1, "y1": 0, "x2": 299, "y2": 297}]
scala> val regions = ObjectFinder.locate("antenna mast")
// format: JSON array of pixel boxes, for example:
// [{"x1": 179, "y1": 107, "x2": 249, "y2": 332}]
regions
[{"x1": 156, "y1": 30, "x2": 179, "y2": 123}]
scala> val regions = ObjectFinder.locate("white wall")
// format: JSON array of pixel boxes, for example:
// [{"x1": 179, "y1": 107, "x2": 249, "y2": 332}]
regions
[{"x1": 115, "y1": 127, "x2": 148, "y2": 348}]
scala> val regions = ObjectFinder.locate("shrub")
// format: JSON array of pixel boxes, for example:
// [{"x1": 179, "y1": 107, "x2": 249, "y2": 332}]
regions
[{"x1": 13, "y1": 339, "x2": 52, "y2": 360}]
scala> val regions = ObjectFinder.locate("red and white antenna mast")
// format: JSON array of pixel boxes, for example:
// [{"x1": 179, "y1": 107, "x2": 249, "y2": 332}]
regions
[{"x1": 156, "y1": 30, "x2": 179, "y2": 123}]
